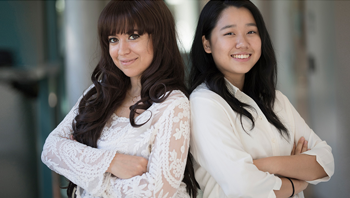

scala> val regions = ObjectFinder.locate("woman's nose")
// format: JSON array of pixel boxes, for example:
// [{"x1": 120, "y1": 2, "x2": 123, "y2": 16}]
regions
[
  {"x1": 118, "y1": 40, "x2": 131, "y2": 55},
  {"x1": 235, "y1": 35, "x2": 249, "y2": 49}
]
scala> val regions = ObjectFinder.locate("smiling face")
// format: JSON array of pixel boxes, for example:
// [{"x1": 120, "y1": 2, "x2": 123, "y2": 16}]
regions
[
  {"x1": 203, "y1": 6, "x2": 261, "y2": 87},
  {"x1": 109, "y1": 32, "x2": 154, "y2": 81}
]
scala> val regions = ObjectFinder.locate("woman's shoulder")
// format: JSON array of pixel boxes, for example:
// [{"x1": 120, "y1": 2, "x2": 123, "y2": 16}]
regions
[
  {"x1": 168, "y1": 89, "x2": 188, "y2": 98},
  {"x1": 160, "y1": 90, "x2": 189, "y2": 106},
  {"x1": 190, "y1": 83, "x2": 224, "y2": 102},
  {"x1": 274, "y1": 90, "x2": 294, "y2": 110},
  {"x1": 152, "y1": 90, "x2": 189, "y2": 116},
  {"x1": 82, "y1": 84, "x2": 95, "y2": 95},
  {"x1": 275, "y1": 90, "x2": 290, "y2": 103}
]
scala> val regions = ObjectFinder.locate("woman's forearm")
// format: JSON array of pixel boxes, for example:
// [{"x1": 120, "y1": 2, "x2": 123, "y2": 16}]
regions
[
  {"x1": 254, "y1": 154, "x2": 327, "y2": 181},
  {"x1": 274, "y1": 177, "x2": 308, "y2": 198}
]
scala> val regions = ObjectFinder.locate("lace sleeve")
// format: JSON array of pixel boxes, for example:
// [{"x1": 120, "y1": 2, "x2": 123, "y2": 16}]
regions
[
  {"x1": 41, "y1": 95, "x2": 117, "y2": 196},
  {"x1": 103, "y1": 95, "x2": 190, "y2": 198}
]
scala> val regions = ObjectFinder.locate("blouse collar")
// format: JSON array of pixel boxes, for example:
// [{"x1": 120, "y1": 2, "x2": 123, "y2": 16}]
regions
[{"x1": 224, "y1": 77, "x2": 240, "y2": 97}]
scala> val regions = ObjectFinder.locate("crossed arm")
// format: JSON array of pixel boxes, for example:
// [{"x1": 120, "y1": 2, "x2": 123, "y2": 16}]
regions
[
  {"x1": 42, "y1": 93, "x2": 191, "y2": 197},
  {"x1": 69, "y1": 135, "x2": 149, "y2": 179},
  {"x1": 254, "y1": 137, "x2": 327, "y2": 180},
  {"x1": 254, "y1": 137, "x2": 326, "y2": 198},
  {"x1": 114, "y1": 136, "x2": 324, "y2": 197}
]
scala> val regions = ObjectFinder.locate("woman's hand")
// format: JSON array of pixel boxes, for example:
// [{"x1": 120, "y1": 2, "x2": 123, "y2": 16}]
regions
[
  {"x1": 107, "y1": 153, "x2": 148, "y2": 179},
  {"x1": 291, "y1": 136, "x2": 310, "y2": 155},
  {"x1": 70, "y1": 135, "x2": 148, "y2": 179}
]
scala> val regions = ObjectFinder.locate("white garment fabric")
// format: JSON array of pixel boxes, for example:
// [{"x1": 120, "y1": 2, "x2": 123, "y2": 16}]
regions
[
  {"x1": 41, "y1": 88, "x2": 191, "y2": 198},
  {"x1": 190, "y1": 81, "x2": 334, "y2": 198}
]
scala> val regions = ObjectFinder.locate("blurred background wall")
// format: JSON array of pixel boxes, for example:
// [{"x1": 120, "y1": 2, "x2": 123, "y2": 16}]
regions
[{"x1": 0, "y1": 0, "x2": 349, "y2": 197}]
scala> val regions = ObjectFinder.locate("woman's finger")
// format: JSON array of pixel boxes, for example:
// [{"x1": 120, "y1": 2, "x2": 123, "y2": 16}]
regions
[
  {"x1": 291, "y1": 143, "x2": 296, "y2": 155},
  {"x1": 301, "y1": 140, "x2": 308, "y2": 153},
  {"x1": 295, "y1": 136, "x2": 305, "y2": 154}
]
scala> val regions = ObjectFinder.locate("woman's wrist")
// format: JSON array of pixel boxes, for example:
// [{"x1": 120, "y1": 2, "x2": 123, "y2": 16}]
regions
[
  {"x1": 107, "y1": 153, "x2": 118, "y2": 173},
  {"x1": 285, "y1": 177, "x2": 294, "y2": 197},
  {"x1": 291, "y1": 178, "x2": 308, "y2": 195},
  {"x1": 274, "y1": 177, "x2": 298, "y2": 198}
]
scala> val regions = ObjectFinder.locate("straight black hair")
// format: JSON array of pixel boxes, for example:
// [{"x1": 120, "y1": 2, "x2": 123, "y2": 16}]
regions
[{"x1": 189, "y1": 0, "x2": 289, "y2": 138}]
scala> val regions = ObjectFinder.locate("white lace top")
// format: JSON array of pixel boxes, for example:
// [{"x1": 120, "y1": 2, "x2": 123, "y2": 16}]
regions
[{"x1": 41, "y1": 89, "x2": 191, "y2": 198}]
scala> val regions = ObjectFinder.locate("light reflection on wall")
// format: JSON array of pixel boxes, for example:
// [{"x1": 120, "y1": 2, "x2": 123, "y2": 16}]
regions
[{"x1": 165, "y1": 0, "x2": 198, "y2": 53}]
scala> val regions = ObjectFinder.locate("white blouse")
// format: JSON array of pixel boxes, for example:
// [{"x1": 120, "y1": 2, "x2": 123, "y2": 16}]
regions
[
  {"x1": 190, "y1": 82, "x2": 334, "y2": 198},
  {"x1": 41, "y1": 89, "x2": 191, "y2": 198}
]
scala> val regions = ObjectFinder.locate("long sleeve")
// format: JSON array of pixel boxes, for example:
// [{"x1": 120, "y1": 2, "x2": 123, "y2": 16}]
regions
[
  {"x1": 190, "y1": 95, "x2": 281, "y2": 198},
  {"x1": 41, "y1": 96, "x2": 117, "y2": 196},
  {"x1": 277, "y1": 91, "x2": 335, "y2": 184},
  {"x1": 97, "y1": 94, "x2": 190, "y2": 198}
]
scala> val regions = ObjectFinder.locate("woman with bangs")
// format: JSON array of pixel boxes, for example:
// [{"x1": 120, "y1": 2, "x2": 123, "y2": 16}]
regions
[
  {"x1": 189, "y1": 0, "x2": 334, "y2": 198},
  {"x1": 41, "y1": 0, "x2": 198, "y2": 197}
]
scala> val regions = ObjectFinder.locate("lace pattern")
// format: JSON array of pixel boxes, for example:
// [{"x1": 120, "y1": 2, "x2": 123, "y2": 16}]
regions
[{"x1": 41, "y1": 90, "x2": 190, "y2": 198}]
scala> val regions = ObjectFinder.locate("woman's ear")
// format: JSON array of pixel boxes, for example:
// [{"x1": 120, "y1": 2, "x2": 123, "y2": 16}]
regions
[{"x1": 202, "y1": 35, "x2": 212, "y2": 54}]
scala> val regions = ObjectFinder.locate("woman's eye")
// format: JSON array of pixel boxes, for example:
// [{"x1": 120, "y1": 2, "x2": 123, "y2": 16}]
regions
[
  {"x1": 248, "y1": 31, "x2": 257, "y2": 34},
  {"x1": 224, "y1": 32, "x2": 234, "y2": 36},
  {"x1": 108, "y1": 38, "x2": 118, "y2": 43},
  {"x1": 129, "y1": 34, "x2": 140, "y2": 40}
]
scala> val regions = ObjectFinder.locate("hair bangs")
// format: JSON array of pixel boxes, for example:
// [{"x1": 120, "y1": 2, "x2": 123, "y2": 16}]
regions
[{"x1": 101, "y1": 1, "x2": 155, "y2": 39}]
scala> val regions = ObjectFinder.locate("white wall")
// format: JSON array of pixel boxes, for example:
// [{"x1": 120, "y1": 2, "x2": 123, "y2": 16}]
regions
[
  {"x1": 305, "y1": 1, "x2": 338, "y2": 197},
  {"x1": 64, "y1": 1, "x2": 107, "y2": 108},
  {"x1": 258, "y1": 0, "x2": 350, "y2": 197},
  {"x1": 332, "y1": 1, "x2": 350, "y2": 197}
]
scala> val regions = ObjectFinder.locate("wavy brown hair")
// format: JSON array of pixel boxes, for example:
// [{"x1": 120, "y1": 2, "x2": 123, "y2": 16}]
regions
[{"x1": 67, "y1": 0, "x2": 198, "y2": 197}]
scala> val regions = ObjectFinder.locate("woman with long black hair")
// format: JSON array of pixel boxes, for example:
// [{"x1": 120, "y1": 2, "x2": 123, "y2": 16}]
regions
[
  {"x1": 189, "y1": 0, "x2": 334, "y2": 197},
  {"x1": 41, "y1": 0, "x2": 198, "y2": 197}
]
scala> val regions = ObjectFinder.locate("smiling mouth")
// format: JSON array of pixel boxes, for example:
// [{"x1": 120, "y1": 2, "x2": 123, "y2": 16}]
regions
[
  {"x1": 120, "y1": 58, "x2": 138, "y2": 65},
  {"x1": 231, "y1": 54, "x2": 251, "y2": 59}
]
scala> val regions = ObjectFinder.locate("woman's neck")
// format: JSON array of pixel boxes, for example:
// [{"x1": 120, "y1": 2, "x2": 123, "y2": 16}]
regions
[
  {"x1": 225, "y1": 75, "x2": 245, "y2": 91},
  {"x1": 129, "y1": 76, "x2": 142, "y2": 97}
]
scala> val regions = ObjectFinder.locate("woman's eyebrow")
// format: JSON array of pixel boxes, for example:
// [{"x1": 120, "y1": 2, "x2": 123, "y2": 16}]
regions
[
  {"x1": 246, "y1": 23, "x2": 257, "y2": 27},
  {"x1": 220, "y1": 23, "x2": 257, "y2": 31},
  {"x1": 220, "y1": 24, "x2": 236, "y2": 31}
]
